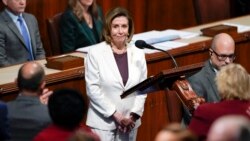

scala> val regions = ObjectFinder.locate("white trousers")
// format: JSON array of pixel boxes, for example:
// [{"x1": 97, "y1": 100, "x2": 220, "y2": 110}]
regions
[{"x1": 91, "y1": 127, "x2": 138, "y2": 141}]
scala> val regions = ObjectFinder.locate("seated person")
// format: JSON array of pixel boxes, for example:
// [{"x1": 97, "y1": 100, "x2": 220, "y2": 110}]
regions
[
  {"x1": 0, "y1": 101, "x2": 10, "y2": 140},
  {"x1": 60, "y1": 0, "x2": 103, "y2": 53},
  {"x1": 189, "y1": 63, "x2": 250, "y2": 140},
  {"x1": 33, "y1": 88, "x2": 100, "y2": 141},
  {"x1": 154, "y1": 123, "x2": 197, "y2": 141},
  {"x1": 68, "y1": 129, "x2": 97, "y2": 141},
  {"x1": 207, "y1": 115, "x2": 250, "y2": 141},
  {"x1": 0, "y1": 0, "x2": 45, "y2": 67},
  {"x1": 188, "y1": 33, "x2": 235, "y2": 102},
  {"x1": 7, "y1": 61, "x2": 52, "y2": 141},
  {"x1": 184, "y1": 33, "x2": 236, "y2": 124}
]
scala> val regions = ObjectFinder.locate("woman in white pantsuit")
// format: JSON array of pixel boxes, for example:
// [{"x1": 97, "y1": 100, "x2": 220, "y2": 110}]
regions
[{"x1": 85, "y1": 7, "x2": 147, "y2": 141}]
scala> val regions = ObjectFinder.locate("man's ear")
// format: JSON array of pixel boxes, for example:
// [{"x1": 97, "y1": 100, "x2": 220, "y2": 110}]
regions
[{"x1": 209, "y1": 49, "x2": 213, "y2": 56}]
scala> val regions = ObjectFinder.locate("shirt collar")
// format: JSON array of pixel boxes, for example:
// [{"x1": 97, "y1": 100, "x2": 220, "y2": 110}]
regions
[
  {"x1": 209, "y1": 60, "x2": 218, "y2": 73},
  {"x1": 5, "y1": 9, "x2": 23, "y2": 23}
]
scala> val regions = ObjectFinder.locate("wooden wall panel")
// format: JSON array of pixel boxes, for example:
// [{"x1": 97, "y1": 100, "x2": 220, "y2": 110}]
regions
[
  {"x1": 0, "y1": 0, "x2": 248, "y2": 57},
  {"x1": 0, "y1": 0, "x2": 198, "y2": 56},
  {"x1": 97, "y1": 0, "x2": 196, "y2": 32},
  {"x1": 144, "y1": 0, "x2": 196, "y2": 30},
  {"x1": 25, "y1": 0, "x2": 68, "y2": 56},
  {"x1": 0, "y1": 1, "x2": 248, "y2": 140},
  {"x1": 0, "y1": 0, "x2": 68, "y2": 56},
  {"x1": 0, "y1": 1, "x2": 249, "y2": 141}
]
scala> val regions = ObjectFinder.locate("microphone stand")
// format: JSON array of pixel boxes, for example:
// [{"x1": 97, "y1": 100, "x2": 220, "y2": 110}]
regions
[
  {"x1": 151, "y1": 47, "x2": 179, "y2": 68},
  {"x1": 134, "y1": 40, "x2": 178, "y2": 68}
]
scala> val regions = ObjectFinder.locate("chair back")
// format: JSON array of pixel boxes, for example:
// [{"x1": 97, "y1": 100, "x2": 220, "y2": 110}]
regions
[
  {"x1": 193, "y1": 0, "x2": 231, "y2": 24},
  {"x1": 46, "y1": 13, "x2": 63, "y2": 56}
]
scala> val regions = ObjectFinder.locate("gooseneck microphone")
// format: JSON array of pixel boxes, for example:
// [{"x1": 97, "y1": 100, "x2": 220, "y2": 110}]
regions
[{"x1": 135, "y1": 40, "x2": 178, "y2": 68}]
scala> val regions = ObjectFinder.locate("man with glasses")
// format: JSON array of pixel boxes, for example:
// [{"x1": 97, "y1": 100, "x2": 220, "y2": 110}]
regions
[{"x1": 183, "y1": 33, "x2": 235, "y2": 124}]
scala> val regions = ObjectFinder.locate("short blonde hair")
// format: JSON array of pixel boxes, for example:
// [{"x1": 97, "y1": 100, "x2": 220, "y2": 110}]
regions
[
  {"x1": 103, "y1": 7, "x2": 134, "y2": 44},
  {"x1": 216, "y1": 63, "x2": 250, "y2": 100}
]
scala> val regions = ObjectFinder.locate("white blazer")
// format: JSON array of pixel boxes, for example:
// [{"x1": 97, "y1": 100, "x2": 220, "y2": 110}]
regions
[{"x1": 85, "y1": 42, "x2": 147, "y2": 130}]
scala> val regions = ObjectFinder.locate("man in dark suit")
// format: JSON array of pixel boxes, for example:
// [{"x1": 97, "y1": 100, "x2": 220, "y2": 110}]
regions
[
  {"x1": 188, "y1": 33, "x2": 235, "y2": 102},
  {"x1": 7, "y1": 61, "x2": 52, "y2": 141},
  {"x1": 0, "y1": 0, "x2": 45, "y2": 67},
  {"x1": 0, "y1": 101, "x2": 10, "y2": 140},
  {"x1": 182, "y1": 33, "x2": 236, "y2": 125}
]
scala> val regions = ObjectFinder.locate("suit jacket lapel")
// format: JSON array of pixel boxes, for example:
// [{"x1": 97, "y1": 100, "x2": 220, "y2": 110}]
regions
[
  {"x1": 124, "y1": 45, "x2": 133, "y2": 89},
  {"x1": 2, "y1": 11, "x2": 26, "y2": 46},
  {"x1": 102, "y1": 44, "x2": 124, "y2": 88},
  {"x1": 81, "y1": 22, "x2": 96, "y2": 43},
  {"x1": 206, "y1": 61, "x2": 219, "y2": 99}
]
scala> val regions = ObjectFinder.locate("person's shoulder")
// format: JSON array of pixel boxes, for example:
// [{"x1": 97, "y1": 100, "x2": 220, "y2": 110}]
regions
[
  {"x1": 189, "y1": 69, "x2": 203, "y2": 80},
  {"x1": 0, "y1": 10, "x2": 10, "y2": 23},
  {"x1": 96, "y1": 5, "x2": 103, "y2": 14},
  {"x1": 95, "y1": 5, "x2": 104, "y2": 21},
  {"x1": 188, "y1": 60, "x2": 209, "y2": 80},
  {"x1": 22, "y1": 12, "x2": 39, "y2": 24},
  {"x1": 33, "y1": 125, "x2": 54, "y2": 141},
  {"x1": 96, "y1": 5, "x2": 101, "y2": 10},
  {"x1": 6, "y1": 99, "x2": 16, "y2": 106},
  {"x1": 195, "y1": 102, "x2": 219, "y2": 114},
  {"x1": 61, "y1": 9, "x2": 78, "y2": 23},
  {"x1": 188, "y1": 70, "x2": 203, "y2": 83},
  {"x1": 0, "y1": 101, "x2": 7, "y2": 109},
  {"x1": 62, "y1": 9, "x2": 74, "y2": 17},
  {"x1": 23, "y1": 12, "x2": 36, "y2": 19},
  {"x1": 128, "y1": 43, "x2": 144, "y2": 53},
  {"x1": 88, "y1": 42, "x2": 108, "y2": 53}
]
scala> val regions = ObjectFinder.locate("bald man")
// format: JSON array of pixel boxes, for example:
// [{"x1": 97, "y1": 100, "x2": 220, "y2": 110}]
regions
[
  {"x1": 7, "y1": 61, "x2": 52, "y2": 141},
  {"x1": 207, "y1": 115, "x2": 250, "y2": 141},
  {"x1": 154, "y1": 123, "x2": 197, "y2": 141},
  {"x1": 183, "y1": 33, "x2": 236, "y2": 124},
  {"x1": 188, "y1": 33, "x2": 235, "y2": 102}
]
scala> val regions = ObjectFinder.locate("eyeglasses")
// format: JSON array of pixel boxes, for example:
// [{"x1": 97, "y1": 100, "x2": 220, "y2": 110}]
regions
[{"x1": 210, "y1": 49, "x2": 236, "y2": 61}]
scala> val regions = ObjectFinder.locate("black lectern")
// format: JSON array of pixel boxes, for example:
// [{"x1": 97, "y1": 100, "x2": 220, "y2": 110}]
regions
[{"x1": 121, "y1": 62, "x2": 206, "y2": 112}]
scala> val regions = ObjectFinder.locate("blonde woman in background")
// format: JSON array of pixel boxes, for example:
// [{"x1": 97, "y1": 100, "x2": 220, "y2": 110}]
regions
[{"x1": 189, "y1": 63, "x2": 250, "y2": 140}]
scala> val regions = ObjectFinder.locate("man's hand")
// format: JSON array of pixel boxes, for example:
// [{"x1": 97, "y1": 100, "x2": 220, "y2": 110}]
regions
[{"x1": 39, "y1": 88, "x2": 53, "y2": 105}]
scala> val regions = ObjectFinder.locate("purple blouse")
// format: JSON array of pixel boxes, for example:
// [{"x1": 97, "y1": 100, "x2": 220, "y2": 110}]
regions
[{"x1": 113, "y1": 52, "x2": 128, "y2": 86}]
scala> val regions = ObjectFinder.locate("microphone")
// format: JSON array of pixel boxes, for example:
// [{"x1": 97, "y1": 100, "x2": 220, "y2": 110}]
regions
[{"x1": 135, "y1": 40, "x2": 178, "y2": 68}]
